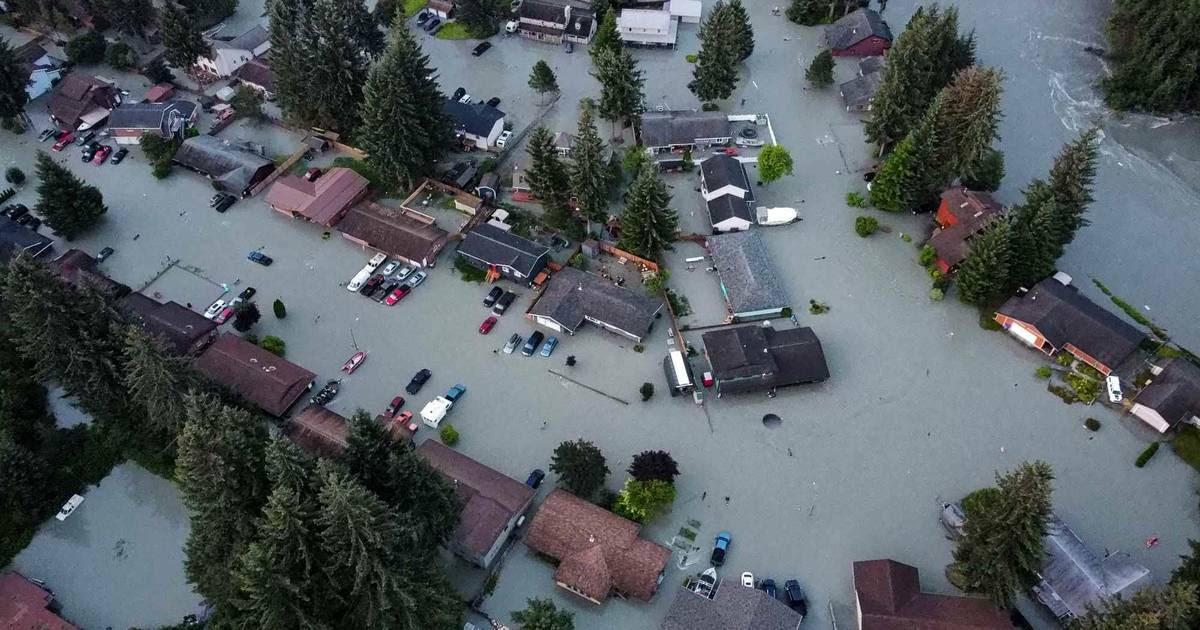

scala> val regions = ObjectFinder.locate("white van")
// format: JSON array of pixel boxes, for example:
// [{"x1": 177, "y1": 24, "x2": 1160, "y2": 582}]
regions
[
  {"x1": 1106, "y1": 375, "x2": 1123, "y2": 403},
  {"x1": 347, "y1": 267, "x2": 372, "y2": 292}
]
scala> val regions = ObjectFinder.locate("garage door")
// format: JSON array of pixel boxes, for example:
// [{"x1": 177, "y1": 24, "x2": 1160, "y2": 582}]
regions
[
  {"x1": 535, "y1": 316, "x2": 562, "y2": 333},
  {"x1": 1006, "y1": 322, "x2": 1040, "y2": 347}
]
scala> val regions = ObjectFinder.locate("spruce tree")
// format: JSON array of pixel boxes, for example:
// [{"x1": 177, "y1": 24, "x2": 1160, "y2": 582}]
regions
[
  {"x1": 93, "y1": 0, "x2": 156, "y2": 35},
  {"x1": 342, "y1": 410, "x2": 393, "y2": 492},
  {"x1": 962, "y1": 147, "x2": 1005, "y2": 192},
  {"x1": 1046, "y1": 128, "x2": 1099, "y2": 245},
  {"x1": 726, "y1": 0, "x2": 754, "y2": 61},
  {"x1": 378, "y1": 445, "x2": 461, "y2": 550},
  {"x1": 528, "y1": 60, "x2": 559, "y2": 105},
  {"x1": 34, "y1": 152, "x2": 107, "y2": 240},
  {"x1": 359, "y1": 21, "x2": 452, "y2": 191},
  {"x1": 1102, "y1": 0, "x2": 1200, "y2": 113},
  {"x1": 805, "y1": 49, "x2": 835, "y2": 88},
  {"x1": 952, "y1": 461, "x2": 1054, "y2": 608},
  {"x1": 1069, "y1": 581, "x2": 1200, "y2": 629},
  {"x1": 932, "y1": 66, "x2": 1004, "y2": 184},
  {"x1": 590, "y1": 10, "x2": 621, "y2": 59},
  {"x1": 268, "y1": 0, "x2": 314, "y2": 125},
  {"x1": 0, "y1": 37, "x2": 29, "y2": 122},
  {"x1": 569, "y1": 107, "x2": 610, "y2": 225},
  {"x1": 869, "y1": 94, "x2": 942, "y2": 212},
  {"x1": 301, "y1": 0, "x2": 376, "y2": 131},
  {"x1": 1006, "y1": 184, "x2": 1060, "y2": 288},
  {"x1": 160, "y1": 1, "x2": 211, "y2": 71},
  {"x1": 786, "y1": 0, "x2": 826, "y2": 26},
  {"x1": 592, "y1": 47, "x2": 644, "y2": 135},
  {"x1": 955, "y1": 219, "x2": 1011, "y2": 306},
  {"x1": 689, "y1": 2, "x2": 739, "y2": 103},
  {"x1": 122, "y1": 326, "x2": 200, "y2": 438},
  {"x1": 525, "y1": 126, "x2": 572, "y2": 226},
  {"x1": 618, "y1": 163, "x2": 677, "y2": 260}
]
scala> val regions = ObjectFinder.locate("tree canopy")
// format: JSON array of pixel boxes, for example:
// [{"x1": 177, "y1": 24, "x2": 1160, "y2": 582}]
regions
[
  {"x1": 757, "y1": 145, "x2": 794, "y2": 184},
  {"x1": 689, "y1": 1, "x2": 742, "y2": 103},
  {"x1": 550, "y1": 439, "x2": 609, "y2": 498},
  {"x1": 592, "y1": 47, "x2": 644, "y2": 134},
  {"x1": 161, "y1": 2, "x2": 212, "y2": 71},
  {"x1": 34, "y1": 152, "x2": 107, "y2": 240},
  {"x1": 529, "y1": 60, "x2": 560, "y2": 104},
  {"x1": 512, "y1": 598, "x2": 575, "y2": 630},
  {"x1": 1102, "y1": 0, "x2": 1200, "y2": 113},
  {"x1": 568, "y1": 107, "x2": 610, "y2": 225},
  {"x1": 628, "y1": 450, "x2": 680, "y2": 484},
  {"x1": 618, "y1": 163, "x2": 677, "y2": 260},
  {"x1": 0, "y1": 37, "x2": 29, "y2": 123},
  {"x1": 525, "y1": 126, "x2": 574, "y2": 227}
]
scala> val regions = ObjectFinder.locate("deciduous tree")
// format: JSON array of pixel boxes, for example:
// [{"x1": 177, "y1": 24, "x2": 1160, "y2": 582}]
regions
[
  {"x1": 512, "y1": 598, "x2": 574, "y2": 630},
  {"x1": 757, "y1": 144, "x2": 794, "y2": 184},
  {"x1": 66, "y1": 31, "x2": 107, "y2": 65},
  {"x1": 613, "y1": 478, "x2": 676, "y2": 523},
  {"x1": 550, "y1": 439, "x2": 609, "y2": 498},
  {"x1": 34, "y1": 152, "x2": 107, "y2": 239},
  {"x1": 455, "y1": 0, "x2": 505, "y2": 37},
  {"x1": 232, "y1": 301, "x2": 261, "y2": 332},
  {"x1": 628, "y1": 449, "x2": 680, "y2": 484},
  {"x1": 618, "y1": 163, "x2": 677, "y2": 260}
]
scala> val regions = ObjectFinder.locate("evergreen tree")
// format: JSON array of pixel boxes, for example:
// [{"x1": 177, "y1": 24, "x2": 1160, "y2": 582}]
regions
[
  {"x1": 378, "y1": 445, "x2": 461, "y2": 550},
  {"x1": 952, "y1": 461, "x2": 1054, "y2": 608},
  {"x1": 1173, "y1": 539, "x2": 1200, "y2": 587},
  {"x1": 122, "y1": 326, "x2": 200, "y2": 438},
  {"x1": 618, "y1": 163, "x2": 677, "y2": 260},
  {"x1": 590, "y1": 11, "x2": 621, "y2": 59},
  {"x1": 932, "y1": 66, "x2": 1004, "y2": 184},
  {"x1": 1006, "y1": 183, "x2": 1060, "y2": 288},
  {"x1": 689, "y1": 2, "x2": 739, "y2": 103},
  {"x1": 512, "y1": 598, "x2": 574, "y2": 630},
  {"x1": 93, "y1": 0, "x2": 155, "y2": 35},
  {"x1": 160, "y1": 2, "x2": 211, "y2": 72},
  {"x1": 805, "y1": 49, "x2": 835, "y2": 87},
  {"x1": 342, "y1": 410, "x2": 393, "y2": 492},
  {"x1": 568, "y1": 107, "x2": 610, "y2": 225},
  {"x1": 33, "y1": 152, "x2": 107, "y2": 239},
  {"x1": 0, "y1": 37, "x2": 29, "y2": 123},
  {"x1": 1070, "y1": 582, "x2": 1200, "y2": 630},
  {"x1": 550, "y1": 439, "x2": 609, "y2": 498},
  {"x1": 525, "y1": 126, "x2": 572, "y2": 226},
  {"x1": 869, "y1": 95, "x2": 942, "y2": 212},
  {"x1": 1046, "y1": 128, "x2": 1099, "y2": 245},
  {"x1": 268, "y1": 0, "x2": 314, "y2": 125},
  {"x1": 628, "y1": 450, "x2": 680, "y2": 484},
  {"x1": 725, "y1": 0, "x2": 754, "y2": 61},
  {"x1": 528, "y1": 60, "x2": 559, "y2": 105},
  {"x1": 955, "y1": 219, "x2": 1011, "y2": 306},
  {"x1": 455, "y1": 0, "x2": 504, "y2": 37},
  {"x1": 299, "y1": 0, "x2": 377, "y2": 131},
  {"x1": 0, "y1": 436, "x2": 49, "y2": 522},
  {"x1": 786, "y1": 0, "x2": 828, "y2": 26},
  {"x1": 1102, "y1": 0, "x2": 1200, "y2": 113},
  {"x1": 592, "y1": 47, "x2": 644, "y2": 134},
  {"x1": 66, "y1": 31, "x2": 107, "y2": 65},
  {"x1": 359, "y1": 21, "x2": 452, "y2": 191},
  {"x1": 178, "y1": 0, "x2": 238, "y2": 26},
  {"x1": 962, "y1": 147, "x2": 1005, "y2": 192}
]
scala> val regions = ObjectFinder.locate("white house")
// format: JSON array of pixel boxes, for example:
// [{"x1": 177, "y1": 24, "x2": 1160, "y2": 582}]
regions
[
  {"x1": 700, "y1": 154, "x2": 756, "y2": 233},
  {"x1": 669, "y1": 0, "x2": 701, "y2": 23},
  {"x1": 196, "y1": 25, "x2": 270, "y2": 78},
  {"x1": 617, "y1": 8, "x2": 678, "y2": 48},
  {"x1": 443, "y1": 99, "x2": 506, "y2": 150}
]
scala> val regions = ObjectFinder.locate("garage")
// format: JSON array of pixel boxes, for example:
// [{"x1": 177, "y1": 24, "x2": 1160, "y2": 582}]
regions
[
  {"x1": 534, "y1": 316, "x2": 563, "y2": 333},
  {"x1": 1005, "y1": 322, "x2": 1041, "y2": 348}
]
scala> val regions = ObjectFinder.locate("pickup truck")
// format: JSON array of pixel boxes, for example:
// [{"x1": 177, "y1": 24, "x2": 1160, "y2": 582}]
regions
[{"x1": 420, "y1": 384, "x2": 466, "y2": 428}]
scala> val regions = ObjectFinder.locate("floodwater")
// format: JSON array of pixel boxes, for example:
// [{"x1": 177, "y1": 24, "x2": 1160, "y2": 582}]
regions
[{"x1": 9, "y1": 463, "x2": 203, "y2": 629}]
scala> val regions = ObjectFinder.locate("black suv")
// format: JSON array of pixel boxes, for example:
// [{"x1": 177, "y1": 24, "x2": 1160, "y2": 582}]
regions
[
  {"x1": 483, "y1": 286, "x2": 503, "y2": 307},
  {"x1": 406, "y1": 368, "x2": 432, "y2": 395},
  {"x1": 784, "y1": 580, "x2": 807, "y2": 616},
  {"x1": 492, "y1": 290, "x2": 516, "y2": 315}
]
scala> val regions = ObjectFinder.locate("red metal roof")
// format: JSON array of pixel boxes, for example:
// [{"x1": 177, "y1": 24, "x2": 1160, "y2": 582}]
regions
[
  {"x1": 265, "y1": 167, "x2": 369, "y2": 227},
  {"x1": 0, "y1": 572, "x2": 78, "y2": 630}
]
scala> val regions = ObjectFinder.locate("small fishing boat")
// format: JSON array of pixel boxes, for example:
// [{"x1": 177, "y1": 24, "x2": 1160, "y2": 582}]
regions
[
  {"x1": 693, "y1": 567, "x2": 718, "y2": 598},
  {"x1": 342, "y1": 351, "x2": 367, "y2": 373},
  {"x1": 310, "y1": 380, "x2": 340, "y2": 405}
]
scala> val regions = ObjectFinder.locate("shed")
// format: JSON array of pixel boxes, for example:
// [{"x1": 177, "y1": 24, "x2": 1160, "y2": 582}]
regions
[{"x1": 826, "y1": 8, "x2": 892, "y2": 57}]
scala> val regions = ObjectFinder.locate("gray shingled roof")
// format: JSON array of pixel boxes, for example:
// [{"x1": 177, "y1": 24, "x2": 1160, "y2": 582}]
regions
[
  {"x1": 997, "y1": 278, "x2": 1146, "y2": 370},
  {"x1": 458, "y1": 224, "x2": 550, "y2": 278},
  {"x1": 529, "y1": 266, "x2": 663, "y2": 338},
  {"x1": 661, "y1": 583, "x2": 802, "y2": 630},
  {"x1": 443, "y1": 99, "x2": 505, "y2": 138},
  {"x1": 702, "y1": 325, "x2": 828, "y2": 394},
  {"x1": 0, "y1": 215, "x2": 53, "y2": 262},
  {"x1": 840, "y1": 72, "x2": 882, "y2": 110},
  {"x1": 706, "y1": 195, "x2": 753, "y2": 226},
  {"x1": 216, "y1": 25, "x2": 269, "y2": 51},
  {"x1": 700, "y1": 155, "x2": 751, "y2": 193},
  {"x1": 708, "y1": 231, "x2": 788, "y2": 316},
  {"x1": 1035, "y1": 515, "x2": 1149, "y2": 619},
  {"x1": 173, "y1": 135, "x2": 275, "y2": 194},
  {"x1": 640, "y1": 111, "x2": 731, "y2": 149},
  {"x1": 1135, "y1": 359, "x2": 1200, "y2": 428},
  {"x1": 858, "y1": 55, "x2": 886, "y2": 75},
  {"x1": 519, "y1": 0, "x2": 568, "y2": 23},
  {"x1": 108, "y1": 100, "x2": 197, "y2": 134},
  {"x1": 826, "y1": 8, "x2": 892, "y2": 50}
]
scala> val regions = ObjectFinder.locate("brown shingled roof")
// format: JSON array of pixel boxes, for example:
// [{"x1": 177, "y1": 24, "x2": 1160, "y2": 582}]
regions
[
  {"x1": 0, "y1": 572, "x2": 78, "y2": 630},
  {"x1": 524, "y1": 489, "x2": 671, "y2": 603},
  {"x1": 265, "y1": 167, "x2": 369, "y2": 227},
  {"x1": 337, "y1": 201, "x2": 449, "y2": 266},
  {"x1": 193, "y1": 333, "x2": 315, "y2": 417},
  {"x1": 939, "y1": 187, "x2": 1002, "y2": 227},
  {"x1": 49, "y1": 74, "x2": 119, "y2": 128},
  {"x1": 854, "y1": 560, "x2": 1012, "y2": 629}
]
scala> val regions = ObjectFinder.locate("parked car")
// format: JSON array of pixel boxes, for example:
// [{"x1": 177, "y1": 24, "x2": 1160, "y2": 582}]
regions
[
  {"x1": 381, "y1": 260, "x2": 400, "y2": 276},
  {"x1": 110, "y1": 147, "x2": 129, "y2": 164},
  {"x1": 563, "y1": 41, "x2": 574, "y2": 53},
  {"x1": 304, "y1": 167, "x2": 322, "y2": 181},
  {"x1": 81, "y1": 142, "x2": 100, "y2": 161},
  {"x1": 51, "y1": 132, "x2": 75, "y2": 151},
  {"x1": 539, "y1": 336, "x2": 558, "y2": 357},
  {"x1": 238, "y1": 286, "x2": 256, "y2": 300},
  {"x1": 496, "y1": 130, "x2": 513, "y2": 148},
  {"x1": 15, "y1": 213, "x2": 35, "y2": 227},
  {"x1": 360, "y1": 274, "x2": 385, "y2": 296},
  {"x1": 784, "y1": 579, "x2": 807, "y2": 616},
  {"x1": 429, "y1": 19, "x2": 443, "y2": 34},
  {"x1": 3, "y1": 204, "x2": 28, "y2": 220},
  {"x1": 741, "y1": 572, "x2": 754, "y2": 588},
  {"x1": 452, "y1": 87, "x2": 466, "y2": 101},
  {"x1": 416, "y1": 10, "x2": 431, "y2": 24},
  {"x1": 762, "y1": 578, "x2": 776, "y2": 599},
  {"x1": 503, "y1": 333, "x2": 522, "y2": 354},
  {"x1": 472, "y1": 42, "x2": 492, "y2": 56},
  {"x1": 525, "y1": 468, "x2": 545, "y2": 489},
  {"x1": 214, "y1": 194, "x2": 236, "y2": 213},
  {"x1": 247, "y1": 251, "x2": 273, "y2": 266},
  {"x1": 394, "y1": 410, "x2": 414, "y2": 427},
  {"x1": 486, "y1": 96, "x2": 502, "y2": 108},
  {"x1": 479, "y1": 315, "x2": 498, "y2": 334},
  {"x1": 521, "y1": 331, "x2": 545, "y2": 356},
  {"x1": 424, "y1": 17, "x2": 441, "y2": 32},
  {"x1": 384, "y1": 284, "x2": 411, "y2": 305},
  {"x1": 445, "y1": 384, "x2": 466, "y2": 402},
  {"x1": 492, "y1": 291, "x2": 516, "y2": 315},
  {"x1": 457, "y1": 91, "x2": 471, "y2": 104},
  {"x1": 1106, "y1": 375, "x2": 1123, "y2": 403},
  {"x1": 395, "y1": 265, "x2": 414, "y2": 281},
  {"x1": 375, "y1": 281, "x2": 398, "y2": 302},
  {"x1": 406, "y1": 368, "x2": 432, "y2": 395},
  {"x1": 96, "y1": 247, "x2": 114, "y2": 262},
  {"x1": 214, "y1": 306, "x2": 235, "y2": 324},
  {"x1": 384, "y1": 395, "x2": 405, "y2": 418},
  {"x1": 711, "y1": 531, "x2": 731, "y2": 566},
  {"x1": 38, "y1": 128, "x2": 57, "y2": 142},
  {"x1": 21, "y1": 216, "x2": 41, "y2": 231},
  {"x1": 483, "y1": 286, "x2": 503, "y2": 307},
  {"x1": 204, "y1": 299, "x2": 226, "y2": 319},
  {"x1": 91, "y1": 145, "x2": 113, "y2": 165}
]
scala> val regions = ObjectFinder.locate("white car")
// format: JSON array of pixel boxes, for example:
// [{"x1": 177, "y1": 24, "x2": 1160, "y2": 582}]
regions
[
  {"x1": 741, "y1": 572, "x2": 754, "y2": 588},
  {"x1": 458, "y1": 93, "x2": 472, "y2": 104},
  {"x1": 395, "y1": 265, "x2": 413, "y2": 280},
  {"x1": 56, "y1": 494, "x2": 85, "y2": 521},
  {"x1": 406, "y1": 270, "x2": 428, "y2": 288},
  {"x1": 496, "y1": 130, "x2": 513, "y2": 148},
  {"x1": 366, "y1": 252, "x2": 387, "y2": 272},
  {"x1": 1106, "y1": 375, "x2": 1123, "y2": 403},
  {"x1": 203, "y1": 299, "x2": 226, "y2": 319},
  {"x1": 381, "y1": 260, "x2": 400, "y2": 276}
]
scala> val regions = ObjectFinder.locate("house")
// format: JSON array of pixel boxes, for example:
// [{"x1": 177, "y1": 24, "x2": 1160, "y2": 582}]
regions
[
  {"x1": 0, "y1": 571, "x2": 78, "y2": 630},
  {"x1": 668, "y1": 0, "x2": 701, "y2": 23},
  {"x1": 265, "y1": 167, "x2": 369, "y2": 227},
  {"x1": 428, "y1": 0, "x2": 455, "y2": 18},
  {"x1": 1130, "y1": 358, "x2": 1200, "y2": 433},
  {"x1": 458, "y1": 223, "x2": 551, "y2": 283},
  {"x1": 853, "y1": 560, "x2": 1013, "y2": 629},
  {"x1": 417, "y1": 440, "x2": 536, "y2": 569},
  {"x1": 640, "y1": 110, "x2": 731, "y2": 155},
  {"x1": 516, "y1": 0, "x2": 597, "y2": 45},
  {"x1": 708, "y1": 231, "x2": 789, "y2": 321},
  {"x1": 0, "y1": 215, "x2": 53, "y2": 262},
  {"x1": 172, "y1": 135, "x2": 276, "y2": 196},
  {"x1": 13, "y1": 40, "x2": 65, "y2": 100},
  {"x1": 193, "y1": 333, "x2": 316, "y2": 417},
  {"x1": 927, "y1": 187, "x2": 1004, "y2": 273},
  {"x1": 702, "y1": 324, "x2": 828, "y2": 396},
  {"x1": 826, "y1": 8, "x2": 892, "y2": 57},
  {"x1": 528, "y1": 266, "x2": 663, "y2": 342},
  {"x1": 618, "y1": 8, "x2": 678, "y2": 48},
  {"x1": 282, "y1": 406, "x2": 412, "y2": 457},
  {"x1": 700, "y1": 155, "x2": 755, "y2": 233},
  {"x1": 1032, "y1": 515, "x2": 1149, "y2": 621},
  {"x1": 106, "y1": 101, "x2": 198, "y2": 144},
  {"x1": 144, "y1": 82, "x2": 175, "y2": 103},
  {"x1": 338, "y1": 201, "x2": 450, "y2": 268},
  {"x1": 994, "y1": 276, "x2": 1146, "y2": 376},
  {"x1": 840, "y1": 72, "x2": 882, "y2": 112},
  {"x1": 235, "y1": 57, "x2": 276, "y2": 100},
  {"x1": 51, "y1": 249, "x2": 128, "y2": 298},
  {"x1": 196, "y1": 24, "x2": 270, "y2": 78},
  {"x1": 443, "y1": 99, "x2": 506, "y2": 150},
  {"x1": 118, "y1": 292, "x2": 217, "y2": 356},
  {"x1": 48, "y1": 74, "x2": 120, "y2": 131},
  {"x1": 524, "y1": 488, "x2": 672, "y2": 604},
  {"x1": 661, "y1": 582, "x2": 802, "y2": 630}
]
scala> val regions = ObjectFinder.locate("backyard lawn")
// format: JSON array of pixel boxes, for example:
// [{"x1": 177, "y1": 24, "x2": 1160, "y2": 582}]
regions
[
  {"x1": 1172, "y1": 425, "x2": 1200, "y2": 472},
  {"x1": 436, "y1": 21, "x2": 476, "y2": 40},
  {"x1": 403, "y1": 0, "x2": 426, "y2": 17}
]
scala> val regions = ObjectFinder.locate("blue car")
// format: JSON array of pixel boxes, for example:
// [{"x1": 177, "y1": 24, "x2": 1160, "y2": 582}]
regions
[
  {"x1": 247, "y1": 251, "x2": 273, "y2": 266},
  {"x1": 711, "y1": 531, "x2": 731, "y2": 566},
  {"x1": 762, "y1": 578, "x2": 777, "y2": 598},
  {"x1": 445, "y1": 384, "x2": 466, "y2": 402},
  {"x1": 539, "y1": 336, "x2": 559, "y2": 357}
]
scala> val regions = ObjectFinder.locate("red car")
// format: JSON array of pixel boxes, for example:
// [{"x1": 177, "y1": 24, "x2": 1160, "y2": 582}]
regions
[
  {"x1": 213, "y1": 306, "x2": 235, "y2": 324},
  {"x1": 51, "y1": 132, "x2": 75, "y2": 151},
  {"x1": 91, "y1": 145, "x2": 112, "y2": 165},
  {"x1": 384, "y1": 395, "x2": 405, "y2": 418},
  {"x1": 479, "y1": 315, "x2": 498, "y2": 334},
  {"x1": 384, "y1": 284, "x2": 412, "y2": 306}
]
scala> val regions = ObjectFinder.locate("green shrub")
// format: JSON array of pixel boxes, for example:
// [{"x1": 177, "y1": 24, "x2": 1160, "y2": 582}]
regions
[
  {"x1": 66, "y1": 31, "x2": 106, "y2": 64},
  {"x1": 633, "y1": 344, "x2": 644, "y2": 353},
  {"x1": 701, "y1": 102, "x2": 719, "y2": 112},
  {"x1": 244, "y1": 333, "x2": 259, "y2": 345},
  {"x1": 454, "y1": 256, "x2": 487, "y2": 282},
  {"x1": 901, "y1": 233, "x2": 912, "y2": 242},
  {"x1": 1047, "y1": 383, "x2": 1078, "y2": 404},
  {"x1": 1084, "y1": 417, "x2": 1101, "y2": 431},
  {"x1": 929, "y1": 287, "x2": 945, "y2": 301},
  {"x1": 5, "y1": 167, "x2": 25, "y2": 185},
  {"x1": 1065, "y1": 372, "x2": 1099, "y2": 404},
  {"x1": 260, "y1": 335, "x2": 285, "y2": 356},
  {"x1": 808, "y1": 299, "x2": 830, "y2": 315},
  {"x1": 440, "y1": 424, "x2": 460, "y2": 446},
  {"x1": 854, "y1": 215, "x2": 879, "y2": 237},
  {"x1": 845, "y1": 191, "x2": 868, "y2": 208},
  {"x1": 918, "y1": 245, "x2": 937, "y2": 267},
  {"x1": 961, "y1": 487, "x2": 999, "y2": 517},
  {"x1": 1172, "y1": 425, "x2": 1200, "y2": 472},
  {"x1": 685, "y1": 54, "x2": 698, "y2": 63},
  {"x1": 104, "y1": 42, "x2": 137, "y2": 70},
  {"x1": 1134, "y1": 442, "x2": 1160, "y2": 468},
  {"x1": 1035, "y1": 366, "x2": 1053, "y2": 379},
  {"x1": 640, "y1": 382, "x2": 654, "y2": 401},
  {"x1": 1056, "y1": 353, "x2": 1075, "y2": 367},
  {"x1": 273, "y1": 299, "x2": 286, "y2": 318},
  {"x1": 927, "y1": 266, "x2": 942, "y2": 281},
  {"x1": 151, "y1": 161, "x2": 172, "y2": 179}
]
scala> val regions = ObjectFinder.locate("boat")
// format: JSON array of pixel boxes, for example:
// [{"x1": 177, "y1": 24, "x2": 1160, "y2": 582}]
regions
[
  {"x1": 342, "y1": 351, "x2": 367, "y2": 373},
  {"x1": 310, "y1": 380, "x2": 340, "y2": 405},
  {"x1": 693, "y1": 567, "x2": 718, "y2": 598},
  {"x1": 756, "y1": 206, "x2": 798, "y2": 226},
  {"x1": 55, "y1": 494, "x2": 85, "y2": 521}
]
